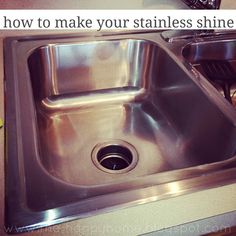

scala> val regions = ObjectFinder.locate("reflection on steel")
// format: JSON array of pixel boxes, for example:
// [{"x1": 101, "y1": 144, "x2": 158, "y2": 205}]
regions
[{"x1": 4, "y1": 31, "x2": 236, "y2": 233}]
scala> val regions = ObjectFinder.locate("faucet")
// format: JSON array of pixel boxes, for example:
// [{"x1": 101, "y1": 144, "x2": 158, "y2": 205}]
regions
[
  {"x1": 161, "y1": 0, "x2": 222, "y2": 42},
  {"x1": 181, "y1": 0, "x2": 221, "y2": 9},
  {"x1": 182, "y1": 0, "x2": 221, "y2": 38}
]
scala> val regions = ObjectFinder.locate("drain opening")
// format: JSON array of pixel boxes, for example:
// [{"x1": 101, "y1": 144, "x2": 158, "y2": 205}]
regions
[
  {"x1": 97, "y1": 145, "x2": 132, "y2": 170},
  {"x1": 92, "y1": 140, "x2": 138, "y2": 174}
]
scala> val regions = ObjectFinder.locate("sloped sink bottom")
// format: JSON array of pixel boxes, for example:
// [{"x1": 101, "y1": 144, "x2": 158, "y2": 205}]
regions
[{"x1": 4, "y1": 32, "x2": 236, "y2": 233}]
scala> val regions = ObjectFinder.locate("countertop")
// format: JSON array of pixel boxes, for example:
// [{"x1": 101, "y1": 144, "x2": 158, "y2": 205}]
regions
[
  {"x1": 1, "y1": 1, "x2": 236, "y2": 235},
  {"x1": 0, "y1": 0, "x2": 235, "y2": 9}
]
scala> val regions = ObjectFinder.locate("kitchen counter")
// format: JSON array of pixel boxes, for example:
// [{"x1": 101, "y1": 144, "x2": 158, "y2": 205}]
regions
[
  {"x1": 0, "y1": 0, "x2": 236, "y2": 9},
  {"x1": 1, "y1": 1, "x2": 236, "y2": 235}
]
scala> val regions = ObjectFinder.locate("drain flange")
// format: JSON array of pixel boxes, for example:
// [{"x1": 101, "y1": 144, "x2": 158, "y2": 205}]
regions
[{"x1": 92, "y1": 140, "x2": 138, "y2": 174}]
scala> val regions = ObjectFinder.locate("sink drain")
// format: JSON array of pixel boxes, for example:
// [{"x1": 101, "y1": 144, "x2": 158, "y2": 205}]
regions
[{"x1": 92, "y1": 140, "x2": 138, "y2": 174}]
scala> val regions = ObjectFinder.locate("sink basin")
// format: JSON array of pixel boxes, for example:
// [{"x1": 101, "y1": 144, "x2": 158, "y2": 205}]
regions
[
  {"x1": 4, "y1": 32, "x2": 236, "y2": 233},
  {"x1": 182, "y1": 37, "x2": 236, "y2": 106}
]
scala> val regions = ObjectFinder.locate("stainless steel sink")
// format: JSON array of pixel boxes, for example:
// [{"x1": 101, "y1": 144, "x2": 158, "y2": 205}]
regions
[{"x1": 4, "y1": 31, "x2": 236, "y2": 233}]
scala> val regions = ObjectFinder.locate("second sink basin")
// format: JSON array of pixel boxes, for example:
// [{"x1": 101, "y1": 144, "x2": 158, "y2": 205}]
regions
[{"x1": 182, "y1": 37, "x2": 236, "y2": 105}]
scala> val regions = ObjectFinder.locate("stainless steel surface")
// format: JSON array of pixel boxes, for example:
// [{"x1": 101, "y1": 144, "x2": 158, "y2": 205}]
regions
[{"x1": 4, "y1": 31, "x2": 236, "y2": 233}]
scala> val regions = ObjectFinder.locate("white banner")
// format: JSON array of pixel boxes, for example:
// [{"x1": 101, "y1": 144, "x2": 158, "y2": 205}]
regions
[{"x1": 0, "y1": 10, "x2": 236, "y2": 31}]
